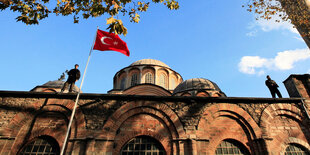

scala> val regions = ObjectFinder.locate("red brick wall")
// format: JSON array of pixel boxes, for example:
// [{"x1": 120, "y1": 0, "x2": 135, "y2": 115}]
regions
[{"x1": 0, "y1": 92, "x2": 309, "y2": 154}]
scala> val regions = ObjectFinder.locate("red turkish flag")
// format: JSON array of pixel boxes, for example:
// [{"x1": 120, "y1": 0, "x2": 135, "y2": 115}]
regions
[{"x1": 93, "y1": 29, "x2": 130, "y2": 56}]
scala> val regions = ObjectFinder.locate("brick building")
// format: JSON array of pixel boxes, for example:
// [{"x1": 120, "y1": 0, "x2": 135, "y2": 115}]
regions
[{"x1": 0, "y1": 59, "x2": 310, "y2": 155}]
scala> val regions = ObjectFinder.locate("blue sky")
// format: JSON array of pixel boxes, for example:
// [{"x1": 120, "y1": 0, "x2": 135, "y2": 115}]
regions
[{"x1": 0, "y1": 0, "x2": 309, "y2": 97}]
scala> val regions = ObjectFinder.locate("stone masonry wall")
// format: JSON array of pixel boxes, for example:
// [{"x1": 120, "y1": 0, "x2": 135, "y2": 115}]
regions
[{"x1": 0, "y1": 92, "x2": 309, "y2": 155}]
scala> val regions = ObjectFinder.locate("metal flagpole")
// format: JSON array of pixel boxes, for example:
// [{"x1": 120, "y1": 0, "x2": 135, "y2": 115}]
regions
[{"x1": 60, "y1": 26, "x2": 99, "y2": 155}]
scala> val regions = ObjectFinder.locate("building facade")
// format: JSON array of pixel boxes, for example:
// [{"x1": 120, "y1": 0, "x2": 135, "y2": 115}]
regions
[{"x1": 0, "y1": 59, "x2": 310, "y2": 155}]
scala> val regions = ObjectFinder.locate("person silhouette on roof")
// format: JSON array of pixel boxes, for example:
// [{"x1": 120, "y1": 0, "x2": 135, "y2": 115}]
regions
[
  {"x1": 60, "y1": 64, "x2": 80, "y2": 93},
  {"x1": 265, "y1": 75, "x2": 282, "y2": 98}
]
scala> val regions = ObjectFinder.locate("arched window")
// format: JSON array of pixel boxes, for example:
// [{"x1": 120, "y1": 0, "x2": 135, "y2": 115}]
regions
[
  {"x1": 171, "y1": 79, "x2": 176, "y2": 89},
  {"x1": 19, "y1": 136, "x2": 59, "y2": 155},
  {"x1": 285, "y1": 143, "x2": 310, "y2": 155},
  {"x1": 145, "y1": 73, "x2": 154, "y2": 84},
  {"x1": 215, "y1": 139, "x2": 250, "y2": 155},
  {"x1": 120, "y1": 77, "x2": 126, "y2": 89},
  {"x1": 131, "y1": 74, "x2": 138, "y2": 86},
  {"x1": 121, "y1": 136, "x2": 166, "y2": 155},
  {"x1": 159, "y1": 74, "x2": 167, "y2": 88}
]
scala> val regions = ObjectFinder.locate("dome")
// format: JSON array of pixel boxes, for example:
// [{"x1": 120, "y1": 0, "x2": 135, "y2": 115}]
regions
[
  {"x1": 42, "y1": 80, "x2": 66, "y2": 88},
  {"x1": 110, "y1": 59, "x2": 183, "y2": 93},
  {"x1": 173, "y1": 78, "x2": 222, "y2": 94},
  {"x1": 130, "y1": 59, "x2": 169, "y2": 68},
  {"x1": 31, "y1": 80, "x2": 79, "y2": 92}
]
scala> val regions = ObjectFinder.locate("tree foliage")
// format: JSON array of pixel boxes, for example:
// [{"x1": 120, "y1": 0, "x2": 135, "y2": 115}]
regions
[
  {"x1": 1, "y1": 0, "x2": 309, "y2": 44},
  {"x1": 244, "y1": 0, "x2": 310, "y2": 46},
  {"x1": 0, "y1": 0, "x2": 179, "y2": 35}
]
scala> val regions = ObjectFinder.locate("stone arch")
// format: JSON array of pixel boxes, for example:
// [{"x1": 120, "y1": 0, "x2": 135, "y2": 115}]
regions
[
  {"x1": 128, "y1": 67, "x2": 140, "y2": 76},
  {"x1": 279, "y1": 137, "x2": 310, "y2": 155},
  {"x1": 212, "y1": 92, "x2": 224, "y2": 97},
  {"x1": 198, "y1": 103, "x2": 261, "y2": 137},
  {"x1": 157, "y1": 68, "x2": 169, "y2": 74},
  {"x1": 41, "y1": 88, "x2": 57, "y2": 92},
  {"x1": 5, "y1": 103, "x2": 71, "y2": 136},
  {"x1": 17, "y1": 135, "x2": 60, "y2": 155},
  {"x1": 115, "y1": 135, "x2": 169, "y2": 155},
  {"x1": 112, "y1": 117, "x2": 172, "y2": 155},
  {"x1": 128, "y1": 67, "x2": 140, "y2": 72},
  {"x1": 196, "y1": 91, "x2": 210, "y2": 97},
  {"x1": 260, "y1": 103, "x2": 310, "y2": 154},
  {"x1": 7, "y1": 100, "x2": 84, "y2": 155},
  {"x1": 141, "y1": 67, "x2": 155, "y2": 84},
  {"x1": 116, "y1": 70, "x2": 127, "y2": 89},
  {"x1": 260, "y1": 103, "x2": 304, "y2": 136},
  {"x1": 103, "y1": 100, "x2": 185, "y2": 140},
  {"x1": 157, "y1": 69, "x2": 168, "y2": 89},
  {"x1": 116, "y1": 70, "x2": 126, "y2": 81},
  {"x1": 169, "y1": 73, "x2": 178, "y2": 90},
  {"x1": 211, "y1": 138, "x2": 251, "y2": 155},
  {"x1": 9, "y1": 111, "x2": 68, "y2": 155},
  {"x1": 43, "y1": 103, "x2": 85, "y2": 129},
  {"x1": 198, "y1": 103, "x2": 261, "y2": 154},
  {"x1": 128, "y1": 68, "x2": 140, "y2": 87}
]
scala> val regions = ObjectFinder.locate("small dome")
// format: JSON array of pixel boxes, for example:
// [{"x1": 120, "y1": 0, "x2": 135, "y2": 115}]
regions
[
  {"x1": 130, "y1": 59, "x2": 169, "y2": 68},
  {"x1": 173, "y1": 78, "x2": 222, "y2": 94},
  {"x1": 31, "y1": 80, "x2": 79, "y2": 92},
  {"x1": 42, "y1": 80, "x2": 66, "y2": 88}
]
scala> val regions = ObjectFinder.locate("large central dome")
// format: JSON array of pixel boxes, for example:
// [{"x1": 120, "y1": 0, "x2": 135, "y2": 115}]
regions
[
  {"x1": 130, "y1": 59, "x2": 169, "y2": 68},
  {"x1": 110, "y1": 59, "x2": 182, "y2": 93}
]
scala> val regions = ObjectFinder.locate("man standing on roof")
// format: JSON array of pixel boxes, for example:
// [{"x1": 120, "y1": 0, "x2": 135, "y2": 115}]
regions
[
  {"x1": 265, "y1": 75, "x2": 282, "y2": 98},
  {"x1": 60, "y1": 64, "x2": 81, "y2": 93}
]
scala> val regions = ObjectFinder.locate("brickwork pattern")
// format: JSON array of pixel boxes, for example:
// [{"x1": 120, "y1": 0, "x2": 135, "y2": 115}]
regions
[{"x1": 0, "y1": 92, "x2": 309, "y2": 154}]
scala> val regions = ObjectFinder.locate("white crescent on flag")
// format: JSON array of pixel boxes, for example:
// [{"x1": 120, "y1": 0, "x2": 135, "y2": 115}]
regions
[{"x1": 101, "y1": 36, "x2": 112, "y2": 45}]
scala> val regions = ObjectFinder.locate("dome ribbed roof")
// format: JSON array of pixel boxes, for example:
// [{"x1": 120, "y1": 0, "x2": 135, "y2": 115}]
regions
[
  {"x1": 130, "y1": 59, "x2": 169, "y2": 68},
  {"x1": 42, "y1": 80, "x2": 66, "y2": 88},
  {"x1": 173, "y1": 78, "x2": 221, "y2": 94},
  {"x1": 32, "y1": 80, "x2": 79, "y2": 92}
]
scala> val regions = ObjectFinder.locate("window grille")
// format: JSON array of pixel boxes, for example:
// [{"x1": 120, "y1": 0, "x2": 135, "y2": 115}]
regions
[
  {"x1": 159, "y1": 74, "x2": 166, "y2": 89},
  {"x1": 285, "y1": 143, "x2": 310, "y2": 155},
  {"x1": 131, "y1": 74, "x2": 138, "y2": 86},
  {"x1": 120, "y1": 78, "x2": 126, "y2": 89},
  {"x1": 171, "y1": 79, "x2": 176, "y2": 89},
  {"x1": 121, "y1": 136, "x2": 165, "y2": 155},
  {"x1": 215, "y1": 140, "x2": 250, "y2": 155},
  {"x1": 19, "y1": 137, "x2": 59, "y2": 155},
  {"x1": 145, "y1": 73, "x2": 154, "y2": 84}
]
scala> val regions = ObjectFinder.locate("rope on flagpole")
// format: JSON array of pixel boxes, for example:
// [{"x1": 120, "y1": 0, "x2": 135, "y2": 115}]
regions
[{"x1": 60, "y1": 26, "x2": 99, "y2": 155}]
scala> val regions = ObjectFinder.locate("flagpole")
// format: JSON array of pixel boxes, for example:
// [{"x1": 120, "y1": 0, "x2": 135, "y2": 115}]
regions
[{"x1": 60, "y1": 26, "x2": 99, "y2": 155}]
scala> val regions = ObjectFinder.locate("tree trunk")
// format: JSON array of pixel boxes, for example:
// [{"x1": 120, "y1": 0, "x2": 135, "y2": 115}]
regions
[{"x1": 278, "y1": 0, "x2": 310, "y2": 49}]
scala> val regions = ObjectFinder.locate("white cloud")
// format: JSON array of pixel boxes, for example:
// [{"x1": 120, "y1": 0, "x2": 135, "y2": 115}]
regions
[
  {"x1": 246, "y1": 16, "x2": 299, "y2": 37},
  {"x1": 238, "y1": 56, "x2": 269, "y2": 74},
  {"x1": 274, "y1": 49, "x2": 310, "y2": 70},
  {"x1": 256, "y1": 18, "x2": 299, "y2": 34},
  {"x1": 246, "y1": 30, "x2": 258, "y2": 37},
  {"x1": 238, "y1": 48, "x2": 310, "y2": 75},
  {"x1": 308, "y1": 69, "x2": 310, "y2": 74},
  {"x1": 257, "y1": 70, "x2": 266, "y2": 76}
]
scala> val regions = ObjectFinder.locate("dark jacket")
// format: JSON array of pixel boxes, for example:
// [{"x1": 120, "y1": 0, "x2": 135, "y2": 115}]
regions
[
  {"x1": 67, "y1": 69, "x2": 81, "y2": 82},
  {"x1": 265, "y1": 79, "x2": 278, "y2": 90}
]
